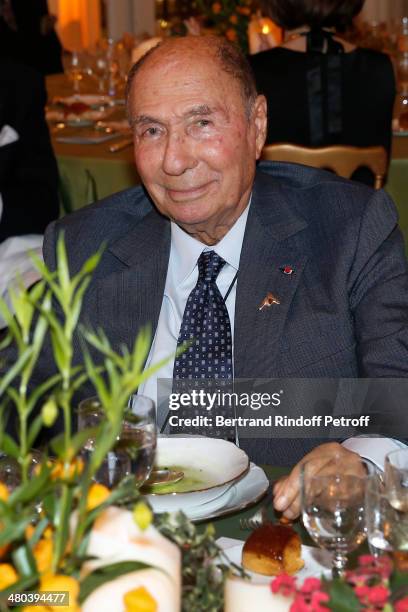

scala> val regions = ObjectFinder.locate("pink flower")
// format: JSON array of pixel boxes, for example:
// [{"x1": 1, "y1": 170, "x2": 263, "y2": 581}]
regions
[
  {"x1": 367, "y1": 585, "x2": 390, "y2": 606},
  {"x1": 289, "y1": 592, "x2": 330, "y2": 612},
  {"x1": 395, "y1": 597, "x2": 408, "y2": 612},
  {"x1": 271, "y1": 574, "x2": 297, "y2": 597},
  {"x1": 359, "y1": 555, "x2": 377, "y2": 566},
  {"x1": 355, "y1": 585, "x2": 371, "y2": 603},
  {"x1": 299, "y1": 577, "x2": 322, "y2": 594},
  {"x1": 290, "y1": 595, "x2": 312, "y2": 612},
  {"x1": 310, "y1": 590, "x2": 330, "y2": 611}
]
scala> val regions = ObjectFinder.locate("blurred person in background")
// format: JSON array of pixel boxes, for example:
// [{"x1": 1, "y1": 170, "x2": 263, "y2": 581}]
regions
[
  {"x1": 249, "y1": 0, "x2": 395, "y2": 185},
  {"x1": 0, "y1": 58, "x2": 59, "y2": 241},
  {"x1": 0, "y1": 0, "x2": 63, "y2": 74},
  {"x1": 0, "y1": 57, "x2": 59, "y2": 327}
]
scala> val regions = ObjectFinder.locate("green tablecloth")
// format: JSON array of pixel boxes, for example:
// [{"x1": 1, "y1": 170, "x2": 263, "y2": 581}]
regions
[
  {"x1": 211, "y1": 465, "x2": 289, "y2": 541},
  {"x1": 54, "y1": 141, "x2": 408, "y2": 257}
]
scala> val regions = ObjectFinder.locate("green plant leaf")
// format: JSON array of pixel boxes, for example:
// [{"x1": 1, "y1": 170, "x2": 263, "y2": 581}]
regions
[
  {"x1": 27, "y1": 414, "x2": 45, "y2": 449},
  {"x1": 12, "y1": 542, "x2": 37, "y2": 577},
  {"x1": 0, "y1": 346, "x2": 34, "y2": 397},
  {"x1": 325, "y1": 578, "x2": 362, "y2": 611},
  {"x1": 9, "y1": 463, "x2": 52, "y2": 506},
  {"x1": 0, "y1": 432, "x2": 20, "y2": 459},
  {"x1": 79, "y1": 561, "x2": 157, "y2": 604},
  {"x1": 0, "y1": 515, "x2": 33, "y2": 547},
  {"x1": 26, "y1": 516, "x2": 50, "y2": 548},
  {"x1": 0, "y1": 575, "x2": 39, "y2": 602}
]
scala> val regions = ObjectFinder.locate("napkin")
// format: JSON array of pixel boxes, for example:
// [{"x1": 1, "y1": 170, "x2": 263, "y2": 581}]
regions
[
  {"x1": 0, "y1": 234, "x2": 43, "y2": 329},
  {"x1": 0, "y1": 124, "x2": 19, "y2": 147}
]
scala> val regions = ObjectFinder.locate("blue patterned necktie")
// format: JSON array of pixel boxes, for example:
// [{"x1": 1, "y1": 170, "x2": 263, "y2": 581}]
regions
[
  {"x1": 173, "y1": 250, "x2": 233, "y2": 380},
  {"x1": 172, "y1": 250, "x2": 235, "y2": 438}
]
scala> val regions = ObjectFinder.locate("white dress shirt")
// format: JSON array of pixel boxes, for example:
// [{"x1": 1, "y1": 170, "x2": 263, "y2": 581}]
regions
[
  {"x1": 138, "y1": 200, "x2": 403, "y2": 469},
  {"x1": 139, "y1": 204, "x2": 249, "y2": 423}
]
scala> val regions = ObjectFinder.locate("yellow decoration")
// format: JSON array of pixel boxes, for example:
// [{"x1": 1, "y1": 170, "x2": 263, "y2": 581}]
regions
[
  {"x1": 86, "y1": 483, "x2": 110, "y2": 511},
  {"x1": 0, "y1": 563, "x2": 18, "y2": 589},
  {"x1": 212, "y1": 2, "x2": 222, "y2": 14},
  {"x1": 33, "y1": 538, "x2": 53, "y2": 574},
  {"x1": 41, "y1": 397, "x2": 58, "y2": 427},
  {"x1": 132, "y1": 501, "x2": 153, "y2": 531},
  {"x1": 229, "y1": 14, "x2": 238, "y2": 24},
  {"x1": 22, "y1": 574, "x2": 80, "y2": 612},
  {"x1": 123, "y1": 586, "x2": 158, "y2": 612},
  {"x1": 0, "y1": 482, "x2": 9, "y2": 502},
  {"x1": 51, "y1": 458, "x2": 84, "y2": 481}
]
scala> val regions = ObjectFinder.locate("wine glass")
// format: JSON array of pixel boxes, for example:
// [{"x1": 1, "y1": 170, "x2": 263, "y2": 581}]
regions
[
  {"x1": 63, "y1": 51, "x2": 87, "y2": 94},
  {"x1": 301, "y1": 455, "x2": 369, "y2": 577},
  {"x1": 365, "y1": 471, "x2": 394, "y2": 557},
  {"x1": 384, "y1": 449, "x2": 408, "y2": 566},
  {"x1": 77, "y1": 394, "x2": 156, "y2": 488}
]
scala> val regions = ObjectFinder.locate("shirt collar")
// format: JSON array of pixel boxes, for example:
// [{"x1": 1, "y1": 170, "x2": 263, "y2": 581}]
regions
[{"x1": 169, "y1": 198, "x2": 251, "y2": 289}]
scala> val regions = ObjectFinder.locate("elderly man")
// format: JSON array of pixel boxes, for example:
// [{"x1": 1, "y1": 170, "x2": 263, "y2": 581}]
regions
[{"x1": 8, "y1": 36, "x2": 408, "y2": 518}]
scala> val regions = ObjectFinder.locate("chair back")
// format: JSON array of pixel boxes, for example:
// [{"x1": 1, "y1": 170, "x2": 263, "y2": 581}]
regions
[{"x1": 261, "y1": 143, "x2": 388, "y2": 189}]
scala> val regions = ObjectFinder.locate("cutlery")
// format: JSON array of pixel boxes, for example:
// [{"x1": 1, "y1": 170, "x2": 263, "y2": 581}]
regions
[
  {"x1": 239, "y1": 483, "x2": 291, "y2": 530},
  {"x1": 145, "y1": 468, "x2": 184, "y2": 487},
  {"x1": 109, "y1": 137, "x2": 133, "y2": 153}
]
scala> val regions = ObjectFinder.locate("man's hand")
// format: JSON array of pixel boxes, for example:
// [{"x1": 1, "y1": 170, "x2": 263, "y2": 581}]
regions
[{"x1": 272, "y1": 442, "x2": 366, "y2": 519}]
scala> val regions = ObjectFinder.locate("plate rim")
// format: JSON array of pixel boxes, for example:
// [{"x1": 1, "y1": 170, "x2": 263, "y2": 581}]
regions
[{"x1": 192, "y1": 463, "x2": 269, "y2": 522}]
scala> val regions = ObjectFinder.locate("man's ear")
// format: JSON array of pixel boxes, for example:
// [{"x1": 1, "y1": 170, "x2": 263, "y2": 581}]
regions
[{"x1": 252, "y1": 95, "x2": 268, "y2": 160}]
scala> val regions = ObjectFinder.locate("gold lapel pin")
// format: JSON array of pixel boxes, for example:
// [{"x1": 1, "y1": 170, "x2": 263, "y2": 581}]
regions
[{"x1": 258, "y1": 292, "x2": 281, "y2": 310}]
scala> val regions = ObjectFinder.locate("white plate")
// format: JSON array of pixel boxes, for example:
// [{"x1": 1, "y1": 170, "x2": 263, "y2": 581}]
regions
[
  {"x1": 185, "y1": 463, "x2": 269, "y2": 522},
  {"x1": 54, "y1": 94, "x2": 111, "y2": 107},
  {"x1": 145, "y1": 437, "x2": 249, "y2": 513},
  {"x1": 220, "y1": 541, "x2": 332, "y2": 582}
]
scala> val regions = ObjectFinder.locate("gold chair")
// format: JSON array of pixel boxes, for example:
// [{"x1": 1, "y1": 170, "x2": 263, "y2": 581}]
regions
[{"x1": 261, "y1": 143, "x2": 388, "y2": 189}]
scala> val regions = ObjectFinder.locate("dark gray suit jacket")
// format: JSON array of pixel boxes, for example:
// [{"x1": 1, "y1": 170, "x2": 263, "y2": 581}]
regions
[{"x1": 10, "y1": 162, "x2": 408, "y2": 463}]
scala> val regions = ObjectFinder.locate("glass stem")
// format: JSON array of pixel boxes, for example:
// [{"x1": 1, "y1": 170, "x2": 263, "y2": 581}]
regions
[{"x1": 332, "y1": 552, "x2": 348, "y2": 578}]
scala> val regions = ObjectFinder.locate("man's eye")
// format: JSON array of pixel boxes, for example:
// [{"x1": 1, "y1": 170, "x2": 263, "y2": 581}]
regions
[
  {"x1": 197, "y1": 119, "x2": 211, "y2": 128},
  {"x1": 142, "y1": 127, "x2": 160, "y2": 137}
]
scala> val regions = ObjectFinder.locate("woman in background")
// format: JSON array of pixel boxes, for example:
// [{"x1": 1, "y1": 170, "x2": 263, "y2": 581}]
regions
[
  {"x1": 0, "y1": 0, "x2": 63, "y2": 74},
  {"x1": 249, "y1": 0, "x2": 395, "y2": 172}
]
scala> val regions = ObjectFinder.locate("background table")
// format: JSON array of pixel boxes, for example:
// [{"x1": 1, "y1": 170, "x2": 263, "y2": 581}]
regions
[{"x1": 47, "y1": 75, "x2": 408, "y2": 256}]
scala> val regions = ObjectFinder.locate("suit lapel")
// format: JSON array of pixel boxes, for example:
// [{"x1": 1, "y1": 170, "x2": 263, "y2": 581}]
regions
[
  {"x1": 96, "y1": 209, "x2": 171, "y2": 351},
  {"x1": 234, "y1": 172, "x2": 309, "y2": 378}
]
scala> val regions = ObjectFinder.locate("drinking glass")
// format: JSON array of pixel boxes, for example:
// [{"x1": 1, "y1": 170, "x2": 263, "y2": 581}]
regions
[
  {"x1": 384, "y1": 449, "x2": 408, "y2": 559},
  {"x1": 301, "y1": 455, "x2": 368, "y2": 577},
  {"x1": 385, "y1": 449, "x2": 408, "y2": 510},
  {"x1": 365, "y1": 471, "x2": 393, "y2": 556},
  {"x1": 77, "y1": 394, "x2": 156, "y2": 488},
  {"x1": 63, "y1": 51, "x2": 88, "y2": 94}
]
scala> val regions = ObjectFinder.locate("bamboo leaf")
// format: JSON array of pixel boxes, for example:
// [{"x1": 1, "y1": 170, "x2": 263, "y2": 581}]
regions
[
  {"x1": 9, "y1": 463, "x2": 52, "y2": 506},
  {"x1": 0, "y1": 347, "x2": 34, "y2": 397},
  {"x1": 12, "y1": 542, "x2": 37, "y2": 578},
  {"x1": 27, "y1": 414, "x2": 46, "y2": 449},
  {"x1": 0, "y1": 515, "x2": 33, "y2": 547},
  {"x1": 27, "y1": 373, "x2": 62, "y2": 413},
  {"x1": 0, "y1": 433, "x2": 20, "y2": 459},
  {"x1": 79, "y1": 561, "x2": 157, "y2": 604},
  {"x1": 56, "y1": 231, "x2": 71, "y2": 298}
]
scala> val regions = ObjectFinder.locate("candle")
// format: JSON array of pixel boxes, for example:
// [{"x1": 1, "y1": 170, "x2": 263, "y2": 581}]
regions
[
  {"x1": 81, "y1": 506, "x2": 181, "y2": 612},
  {"x1": 224, "y1": 574, "x2": 293, "y2": 612}
]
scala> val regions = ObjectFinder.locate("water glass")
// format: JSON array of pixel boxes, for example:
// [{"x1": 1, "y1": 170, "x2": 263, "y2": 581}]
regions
[
  {"x1": 365, "y1": 472, "x2": 393, "y2": 556},
  {"x1": 385, "y1": 448, "x2": 408, "y2": 511},
  {"x1": 77, "y1": 394, "x2": 156, "y2": 487},
  {"x1": 384, "y1": 449, "x2": 408, "y2": 557},
  {"x1": 301, "y1": 455, "x2": 368, "y2": 577}
]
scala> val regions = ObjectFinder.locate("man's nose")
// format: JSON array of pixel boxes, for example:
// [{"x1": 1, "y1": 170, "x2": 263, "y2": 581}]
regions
[{"x1": 162, "y1": 132, "x2": 197, "y2": 175}]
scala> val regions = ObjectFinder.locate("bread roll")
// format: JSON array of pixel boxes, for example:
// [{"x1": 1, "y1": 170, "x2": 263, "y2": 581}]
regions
[{"x1": 242, "y1": 523, "x2": 304, "y2": 576}]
